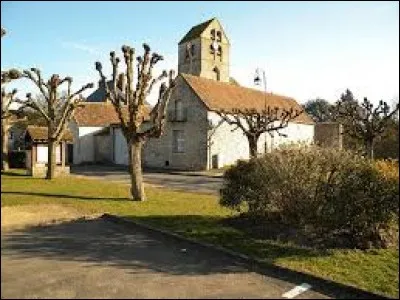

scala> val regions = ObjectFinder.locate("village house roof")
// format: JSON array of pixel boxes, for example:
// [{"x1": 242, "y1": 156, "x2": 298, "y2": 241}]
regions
[
  {"x1": 25, "y1": 126, "x2": 74, "y2": 142},
  {"x1": 73, "y1": 102, "x2": 151, "y2": 127},
  {"x1": 178, "y1": 18, "x2": 215, "y2": 45},
  {"x1": 181, "y1": 74, "x2": 314, "y2": 125}
]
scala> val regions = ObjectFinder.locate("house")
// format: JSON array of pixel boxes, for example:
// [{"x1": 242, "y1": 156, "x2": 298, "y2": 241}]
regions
[
  {"x1": 24, "y1": 126, "x2": 73, "y2": 177},
  {"x1": 68, "y1": 17, "x2": 316, "y2": 170}
]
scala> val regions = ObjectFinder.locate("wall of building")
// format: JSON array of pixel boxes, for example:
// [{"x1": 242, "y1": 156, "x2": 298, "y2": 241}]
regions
[
  {"x1": 69, "y1": 120, "x2": 106, "y2": 164},
  {"x1": 143, "y1": 77, "x2": 209, "y2": 170},
  {"x1": 113, "y1": 127, "x2": 129, "y2": 165},
  {"x1": 208, "y1": 112, "x2": 315, "y2": 168}
]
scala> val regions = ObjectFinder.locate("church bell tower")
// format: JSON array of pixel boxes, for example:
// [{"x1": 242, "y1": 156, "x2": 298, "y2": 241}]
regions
[{"x1": 178, "y1": 18, "x2": 230, "y2": 83}]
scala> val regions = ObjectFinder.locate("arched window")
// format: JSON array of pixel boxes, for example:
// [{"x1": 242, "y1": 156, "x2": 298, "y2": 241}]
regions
[
  {"x1": 216, "y1": 31, "x2": 222, "y2": 42},
  {"x1": 217, "y1": 45, "x2": 222, "y2": 61},
  {"x1": 210, "y1": 29, "x2": 216, "y2": 40},
  {"x1": 212, "y1": 67, "x2": 220, "y2": 81}
]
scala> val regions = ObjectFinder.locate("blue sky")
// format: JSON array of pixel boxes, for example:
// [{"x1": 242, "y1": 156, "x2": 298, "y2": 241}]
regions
[{"x1": 1, "y1": 1, "x2": 399, "y2": 107}]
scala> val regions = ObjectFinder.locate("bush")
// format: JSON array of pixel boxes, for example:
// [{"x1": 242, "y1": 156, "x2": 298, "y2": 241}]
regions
[{"x1": 220, "y1": 146, "x2": 399, "y2": 249}]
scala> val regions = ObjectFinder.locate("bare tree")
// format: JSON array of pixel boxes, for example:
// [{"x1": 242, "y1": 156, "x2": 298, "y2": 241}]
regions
[
  {"x1": 1, "y1": 27, "x2": 23, "y2": 170},
  {"x1": 217, "y1": 107, "x2": 303, "y2": 158},
  {"x1": 334, "y1": 97, "x2": 399, "y2": 159},
  {"x1": 95, "y1": 44, "x2": 176, "y2": 201},
  {"x1": 17, "y1": 69, "x2": 93, "y2": 179}
]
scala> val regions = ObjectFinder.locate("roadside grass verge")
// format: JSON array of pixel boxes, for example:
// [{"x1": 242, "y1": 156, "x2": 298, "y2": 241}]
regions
[{"x1": 1, "y1": 169, "x2": 398, "y2": 298}]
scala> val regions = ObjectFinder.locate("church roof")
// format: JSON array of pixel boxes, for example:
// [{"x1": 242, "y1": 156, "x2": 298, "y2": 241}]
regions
[
  {"x1": 73, "y1": 102, "x2": 151, "y2": 127},
  {"x1": 180, "y1": 74, "x2": 314, "y2": 125},
  {"x1": 178, "y1": 18, "x2": 215, "y2": 45}
]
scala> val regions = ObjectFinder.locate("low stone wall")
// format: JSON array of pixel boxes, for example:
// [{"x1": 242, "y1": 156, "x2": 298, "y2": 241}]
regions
[{"x1": 27, "y1": 163, "x2": 70, "y2": 178}]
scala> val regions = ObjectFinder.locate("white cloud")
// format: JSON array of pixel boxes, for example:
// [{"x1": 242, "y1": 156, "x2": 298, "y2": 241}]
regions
[{"x1": 61, "y1": 41, "x2": 100, "y2": 56}]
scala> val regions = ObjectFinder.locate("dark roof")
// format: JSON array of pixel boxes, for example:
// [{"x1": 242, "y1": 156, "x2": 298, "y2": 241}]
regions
[
  {"x1": 178, "y1": 18, "x2": 215, "y2": 45},
  {"x1": 86, "y1": 80, "x2": 112, "y2": 102},
  {"x1": 181, "y1": 74, "x2": 314, "y2": 125},
  {"x1": 25, "y1": 126, "x2": 74, "y2": 142}
]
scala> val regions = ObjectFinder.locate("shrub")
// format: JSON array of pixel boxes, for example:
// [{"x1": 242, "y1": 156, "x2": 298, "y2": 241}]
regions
[{"x1": 220, "y1": 146, "x2": 399, "y2": 249}]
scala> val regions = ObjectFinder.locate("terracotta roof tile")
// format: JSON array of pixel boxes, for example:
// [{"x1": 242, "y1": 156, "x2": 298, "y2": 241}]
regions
[
  {"x1": 181, "y1": 74, "x2": 314, "y2": 125},
  {"x1": 25, "y1": 126, "x2": 73, "y2": 142},
  {"x1": 73, "y1": 102, "x2": 151, "y2": 127}
]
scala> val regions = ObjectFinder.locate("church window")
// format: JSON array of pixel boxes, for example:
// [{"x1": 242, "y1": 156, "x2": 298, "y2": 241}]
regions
[
  {"x1": 210, "y1": 29, "x2": 216, "y2": 40},
  {"x1": 175, "y1": 99, "x2": 184, "y2": 121},
  {"x1": 173, "y1": 130, "x2": 185, "y2": 153},
  {"x1": 216, "y1": 31, "x2": 222, "y2": 42},
  {"x1": 217, "y1": 46, "x2": 223, "y2": 62},
  {"x1": 213, "y1": 67, "x2": 220, "y2": 81}
]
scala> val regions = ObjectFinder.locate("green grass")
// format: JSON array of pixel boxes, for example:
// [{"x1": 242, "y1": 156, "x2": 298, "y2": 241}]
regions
[{"x1": 1, "y1": 169, "x2": 398, "y2": 298}]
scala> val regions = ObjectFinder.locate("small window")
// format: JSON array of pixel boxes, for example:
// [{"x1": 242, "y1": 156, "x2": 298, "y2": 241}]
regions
[
  {"x1": 210, "y1": 44, "x2": 215, "y2": 54},
  {"x1": 210, "y1": 29, "x2": 216, "y2": 40},
  {"x1": 216, "y1": 31, "x2": 222, "y2": 42},
  {"x1": 212, "y1": 67, "x2": 220, "y2": 81},
  {"x1": 9, "y1": 132, "x2": 14, "y2": 140},
  {"x1": 217, "y1": 46, "x2": 222, "y2": 61},
  {"x1": 191, "y1": 44, "x2": 195, "y2": 56},
  {"x1": 173, "y1": 130, "x2": 185, "y2": 153},
  {"x1": 175, "y1": 100, "x2": 184, "y2": 121}
]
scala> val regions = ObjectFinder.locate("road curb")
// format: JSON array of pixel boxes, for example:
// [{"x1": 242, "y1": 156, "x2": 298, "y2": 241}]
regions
[{"x1": 101, "y1": 213, "x2": 391, "y2": 299}]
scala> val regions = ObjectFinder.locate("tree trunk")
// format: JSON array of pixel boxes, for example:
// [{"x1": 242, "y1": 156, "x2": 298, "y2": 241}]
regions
[
  {"x1": 365, "y1": 139, "x2": 374, "y2": 159},
  {"x1": 128, "y1": 139, "x2": 145, "y2": 201},
  {"x1": 46, "y1": 139, "x2": 56, "y2": 179},
  {"x1": 247, "y1": 135, "x2": 260, "y2": 158},
  {"x1": 1, "y1": 120, "x2": 9, "y2": 171}
]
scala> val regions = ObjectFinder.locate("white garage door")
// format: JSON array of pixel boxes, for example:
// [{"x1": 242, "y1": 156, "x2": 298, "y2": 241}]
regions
[{"x1": 36, "y1": 145, "x2": 61, "y2": 163}]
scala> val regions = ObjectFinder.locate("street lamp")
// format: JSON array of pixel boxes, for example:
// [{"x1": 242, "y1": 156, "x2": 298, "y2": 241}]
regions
[{"x1": 254, "y1": 68, "x2": 268, "y2": 154}]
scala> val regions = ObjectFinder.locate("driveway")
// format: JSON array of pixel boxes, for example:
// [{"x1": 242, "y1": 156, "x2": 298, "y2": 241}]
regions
[
  {"x1": 70, "y1": 165, "x2": 223, "y2": 195},
  {"x1": 1, "y1": 206, "x2": 329, "y2": 299}
]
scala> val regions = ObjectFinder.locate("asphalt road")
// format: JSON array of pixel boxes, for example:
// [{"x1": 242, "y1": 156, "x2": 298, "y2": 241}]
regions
[
  {"x1": 1, "y1": 213, "x2": 329, "y2": 299},
  {"x1": 71, "y1": 165, "x2": 223, "y2": 195}
]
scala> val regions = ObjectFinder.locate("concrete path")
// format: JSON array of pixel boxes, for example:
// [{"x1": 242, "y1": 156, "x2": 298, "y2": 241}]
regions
[
  {"x1": 1, "y1": 207, "x2": 329, "y2": 299},
  {"x1": 71, "y1": 165, "x2": 223, "y2": 195}
]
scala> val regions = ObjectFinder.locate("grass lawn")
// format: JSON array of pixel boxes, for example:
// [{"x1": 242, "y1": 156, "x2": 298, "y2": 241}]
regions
[{"x1": 1, "y1": 169, "x2": 398, "y2": 298}]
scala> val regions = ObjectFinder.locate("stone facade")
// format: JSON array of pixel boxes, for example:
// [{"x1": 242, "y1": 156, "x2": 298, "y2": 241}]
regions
[
  {"x1": 144, "y1": 76, "x2": 209, "y2": 170},
  {"x1": 178, "y1": 19, "x2": 230, "y2": 83}
]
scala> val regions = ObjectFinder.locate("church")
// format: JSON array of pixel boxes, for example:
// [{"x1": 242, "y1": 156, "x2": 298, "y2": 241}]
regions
[{"x1": 69, "y1": 18, "x2": 315, "y2": 170}]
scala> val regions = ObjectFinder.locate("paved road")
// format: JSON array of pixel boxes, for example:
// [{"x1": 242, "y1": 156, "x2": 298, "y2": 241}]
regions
[
  {"x1": 71, "y1": 165, "x2": 223, "y2": 195},
  {"x1": 1, "y1": 213, "x2": 329, "y2": 299}
]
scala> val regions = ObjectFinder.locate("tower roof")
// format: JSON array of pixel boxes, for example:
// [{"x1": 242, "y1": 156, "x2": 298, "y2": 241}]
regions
[{"x1": 178, "y1": 18, "x2": 216, "y2": 45}]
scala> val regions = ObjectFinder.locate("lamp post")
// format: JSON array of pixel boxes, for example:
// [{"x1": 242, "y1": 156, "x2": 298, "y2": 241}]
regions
[{"x1": 254, "y1": 68, "x2": 268, "y2": 154}]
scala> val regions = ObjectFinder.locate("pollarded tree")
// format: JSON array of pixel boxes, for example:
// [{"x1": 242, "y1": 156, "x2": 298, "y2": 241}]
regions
[
  {"x1": 1, "y1": 87, "x2": 23, "y2": 171},
  {"x1": 1, "y1": 27, "x2": 23, "y2": 170},
  {"x1": 334, "y1": 96, "x2": 399, "y2": 159},
  {"x1": 217, "y1": 107, "x2": 303, "y2": 158},
  {"x1": 95, "y1": 44, "x2": 176, "y2": 201},
  {"x1": 17, "y1": 69, "x2": 93, "y2": 179}
]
